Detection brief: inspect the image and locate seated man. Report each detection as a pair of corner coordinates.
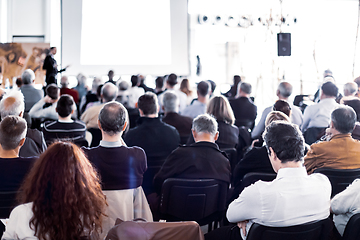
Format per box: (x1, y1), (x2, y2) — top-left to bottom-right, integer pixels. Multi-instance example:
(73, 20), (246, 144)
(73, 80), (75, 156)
(19, 69), (43, 112)
(153, 114), (231, 194)
(205, 121), (331, 240)
(0, 115), (36, 193)
(305, 106), (360, 174)
(0, 90), (46, 157)
(82, 101), (152, 237)
(60, 76), (79, 104)
(42, 94), (86, 146)
(124, 92), (180, 194)
(182, 81), (210, 119)
(29, 83), (60, 121)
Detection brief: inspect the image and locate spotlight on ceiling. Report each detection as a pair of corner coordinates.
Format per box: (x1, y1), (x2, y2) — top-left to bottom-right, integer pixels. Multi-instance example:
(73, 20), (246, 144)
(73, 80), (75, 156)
(198, 14), (211, 24)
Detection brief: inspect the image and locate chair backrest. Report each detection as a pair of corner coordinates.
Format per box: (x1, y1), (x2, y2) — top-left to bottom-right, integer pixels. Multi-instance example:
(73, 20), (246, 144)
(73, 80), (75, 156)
(247, 218), (332, 240)
(221, 148), (237, 173)
(343, 213), (360, 240)
(313, 168), (360, 197)
(0, 191), (18, 219)
(159, 178), (228, 225)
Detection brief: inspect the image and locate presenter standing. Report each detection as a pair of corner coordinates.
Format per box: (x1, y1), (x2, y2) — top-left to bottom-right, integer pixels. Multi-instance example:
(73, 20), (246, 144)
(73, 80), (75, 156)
(43, 47), (69, 85)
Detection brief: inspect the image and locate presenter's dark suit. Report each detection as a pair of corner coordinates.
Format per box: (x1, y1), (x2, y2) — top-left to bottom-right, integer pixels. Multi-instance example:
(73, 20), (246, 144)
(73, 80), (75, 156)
(229, 97), (257, 130)
(42, 55), (65, 85)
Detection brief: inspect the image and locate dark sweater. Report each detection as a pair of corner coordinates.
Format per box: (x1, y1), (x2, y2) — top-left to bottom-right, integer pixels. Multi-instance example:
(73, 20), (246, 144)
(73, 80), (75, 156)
(83, 145), (147, 190)
(229, 96), (257, 129)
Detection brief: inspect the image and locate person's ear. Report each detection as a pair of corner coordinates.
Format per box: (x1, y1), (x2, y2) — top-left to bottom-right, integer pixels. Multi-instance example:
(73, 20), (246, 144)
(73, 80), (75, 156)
(191, 129), (197, 139)
(19, 138), (26, 147)
(97, 119), (102, 130)
(122, 121), (127, 131)
(135, 102), (138, 108)
(214, 131), (219, 141)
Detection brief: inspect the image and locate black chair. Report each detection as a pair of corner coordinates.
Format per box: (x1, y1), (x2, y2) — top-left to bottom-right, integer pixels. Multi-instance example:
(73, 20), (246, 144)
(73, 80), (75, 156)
(221, 148), (237, 173)
(88, 128), (102, 147)
(159, 178), (228, 232)
(343, 213), (360, 240)
(303, 127), (327, 145)
(237, 126), (252, 160)
(246, 217), (332, 240)
(0, 191), (18, 219)
(313, 168), (360, 197)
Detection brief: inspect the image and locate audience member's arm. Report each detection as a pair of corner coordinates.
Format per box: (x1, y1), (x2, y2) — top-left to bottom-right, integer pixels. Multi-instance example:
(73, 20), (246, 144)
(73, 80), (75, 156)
(331, 179), (360, 215)
(251, 108), (268, 139)
(28, 98), (48, 119)
(301, 106), (312, 132)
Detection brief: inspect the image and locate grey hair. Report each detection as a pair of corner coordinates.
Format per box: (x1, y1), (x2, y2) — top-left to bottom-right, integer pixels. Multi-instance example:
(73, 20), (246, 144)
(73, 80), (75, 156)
(0, 90), (25, 118)
(192, 114), (218, 136)
(0, 115), (27, 150)
(101, 82), (118, 103)
(331, 106), (356, 134)
(278, 82), (293, 98)
(239, 82), (252, 94)
(163, 91), (179, 113)
(21, 69), (35, 84)
(343, 82), (358, 96)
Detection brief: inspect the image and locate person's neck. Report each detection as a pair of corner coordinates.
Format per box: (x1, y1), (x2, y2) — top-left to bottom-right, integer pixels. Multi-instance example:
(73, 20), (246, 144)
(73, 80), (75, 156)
(101, 132), (122, 142)
(278, 96), (289, 101)
(0, 147), (20, 158)
(278, 160), (303, 170)
(194, 133), (215, 143)
(197, 95), (208, 104)
(58, 115), (72, 121)
(238, 93), (249, 98)
(320, 95), (336, 100)
(141, 113), (158, 118)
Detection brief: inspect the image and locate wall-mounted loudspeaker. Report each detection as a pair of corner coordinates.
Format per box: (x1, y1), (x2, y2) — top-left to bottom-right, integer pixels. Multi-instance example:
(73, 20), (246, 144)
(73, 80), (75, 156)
(277, 33), (291, 56)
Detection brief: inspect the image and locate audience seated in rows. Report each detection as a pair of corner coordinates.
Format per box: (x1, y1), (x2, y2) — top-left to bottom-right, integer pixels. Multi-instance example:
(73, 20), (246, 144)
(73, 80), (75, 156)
(162, 91), (193, 144)
(79, 77), (102, 114)
(182, 80), (210, 119)
(127, 75), (145, 108)
(251, 82), (302, 139)
(124, 92), (180, 194)
(340, 82), (358, 104)
(0, 116), (36, 193)
(205, 121), (331, 240)
(81, 82), (118, 129)
(229, 82), (257, 130)
(2, 141), (107, 240)
(158, 73), (187, 114)
(19, 69), (43, 112)
(42, 94), (86, 146)
(60, 76), (79, 104)
(154, 76), (165, 95)
(343, 98), (360, 140)
(187, 95), (239, 149)
(82, 101), (152, 237)
(28, 84), (60, 121)
(0, 90), (46, 157)
(305, 106), (360, 174)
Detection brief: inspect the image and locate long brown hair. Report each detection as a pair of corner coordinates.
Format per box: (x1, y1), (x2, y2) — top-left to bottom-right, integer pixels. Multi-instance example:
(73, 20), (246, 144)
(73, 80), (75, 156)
(207, 95), (235, 125)
(18, 141), (107, 240)
(180, 78), (193, 96)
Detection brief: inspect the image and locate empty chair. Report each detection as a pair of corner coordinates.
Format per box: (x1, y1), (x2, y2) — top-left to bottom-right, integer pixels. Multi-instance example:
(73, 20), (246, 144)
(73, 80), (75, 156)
(246, 218), (332, 240)
(342, 213), (360, 240)
(313, 168), (360, 197)
(159, 178), (228, 232)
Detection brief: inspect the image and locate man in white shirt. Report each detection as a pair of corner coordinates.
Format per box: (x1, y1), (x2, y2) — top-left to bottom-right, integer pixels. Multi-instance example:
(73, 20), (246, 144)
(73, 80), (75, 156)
(127, 75), (145, 108)
(158, 73), (187, 114)
(181, 81), (210, 119)
(205, 121), (331, 240)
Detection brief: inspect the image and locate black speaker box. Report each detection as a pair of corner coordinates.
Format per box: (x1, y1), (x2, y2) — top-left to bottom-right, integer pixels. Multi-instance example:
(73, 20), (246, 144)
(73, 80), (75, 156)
(277, 33), (291, 56)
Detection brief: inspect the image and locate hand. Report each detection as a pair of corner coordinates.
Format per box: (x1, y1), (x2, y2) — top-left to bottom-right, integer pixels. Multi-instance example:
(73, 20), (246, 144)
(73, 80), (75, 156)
(64, 64), (71, 69)
(251, 139), (259, 148)
(237, 220), (249, 236)
(43, 95), (53, 103)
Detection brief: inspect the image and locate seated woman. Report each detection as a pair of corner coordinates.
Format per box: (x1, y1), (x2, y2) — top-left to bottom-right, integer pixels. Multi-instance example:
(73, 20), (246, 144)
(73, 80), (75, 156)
(2, 141), (107, 240)
(187, 95), (239, 149)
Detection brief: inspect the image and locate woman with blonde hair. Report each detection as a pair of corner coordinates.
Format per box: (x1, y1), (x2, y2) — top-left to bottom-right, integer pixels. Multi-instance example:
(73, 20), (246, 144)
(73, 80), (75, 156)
(187, 95), (239, 149)
(3, 141), (107, 240)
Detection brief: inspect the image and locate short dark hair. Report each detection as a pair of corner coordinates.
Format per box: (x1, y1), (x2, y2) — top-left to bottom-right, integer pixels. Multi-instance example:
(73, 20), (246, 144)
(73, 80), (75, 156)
(46, 84), (59, 100)
(321, 82), (338, 97)
(207, 80), (216, 93)
(233, 75), (241, 86)
(56, 95), (74, 118)
(331, 106), (356, 134)
(197, 81), (210, 97)
(155, 77), (164, 89)
(138, 92), (158, 115)
(273, 100), (291, 117)
(0, 115), (27, 150)
(131, 75), (139, 87)
(263, 121), (305, 163)
(167, 73), (178, 87)
(99, 102), (127, 136)
(344, 99), (360, 122)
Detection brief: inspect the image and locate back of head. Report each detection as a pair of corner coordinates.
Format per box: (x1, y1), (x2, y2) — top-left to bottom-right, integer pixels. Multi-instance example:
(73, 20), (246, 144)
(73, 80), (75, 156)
(344, 99), (360, 122)
(56, 95), (74, 118)
(263, 121), (305, 163)
(155, 77), (164, 89)
(197, 80), (210, 97)
(76, 73), (87, 85)
(46, 84), (59, 100)
(0, 90), (25, 119)
(331, 106), (356, 134)
(273, 99), (291, 117)
(354, 76), (360, 88)
(321, 81), (338, 97)
(343, 82), (358, 96)
(163, 91), (179, 113)
(0, 115), (27, 150)
(60, 76), (69, 88)
(92, 77), (102, 91)
(21, 69), (35, 85)
(324, 69), (333, 78)
(167, 73), (178, 87)
(118, 81), (130, 91)
(207, 95), (235, 125)
(131, 75), (139, 87)
(207, 80), (216, 94)
(138, 92), (158, 115)
(277, 82), (292, 98)
(99, 101), (127, 136)
(239, 82), (252, 95)
(265, 111), (291, 127)
(192, 114), (218, 137)
(101, 82), (118, 103)
(18, 141), (106, 240)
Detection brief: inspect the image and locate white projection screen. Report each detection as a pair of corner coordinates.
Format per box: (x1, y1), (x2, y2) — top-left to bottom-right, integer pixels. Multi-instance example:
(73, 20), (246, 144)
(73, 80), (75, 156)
(61, 0), (189, 76)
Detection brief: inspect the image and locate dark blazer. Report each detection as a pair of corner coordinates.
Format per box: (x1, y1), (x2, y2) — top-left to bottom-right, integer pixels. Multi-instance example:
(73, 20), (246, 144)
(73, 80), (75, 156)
(162, 112), (193, 144)
(124, 117), (180, 167)
(229, 96), (257, 129)
(42, 55), (65, 85)
(19, 129), (47, 158)
(153, 141), (231, 194)
(187, 120), (239, 149)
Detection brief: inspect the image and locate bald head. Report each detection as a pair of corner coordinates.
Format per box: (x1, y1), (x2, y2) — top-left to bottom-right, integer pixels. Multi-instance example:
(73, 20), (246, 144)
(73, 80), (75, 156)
(101, 82), (118, 103)
(60, 76), (69, 88)
(0, 91), (25, 119)
(277, 82), (293, 98)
